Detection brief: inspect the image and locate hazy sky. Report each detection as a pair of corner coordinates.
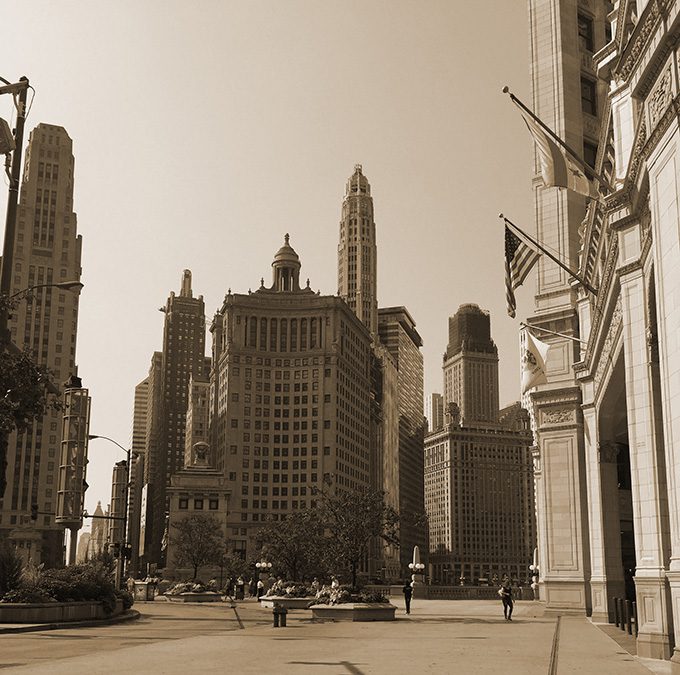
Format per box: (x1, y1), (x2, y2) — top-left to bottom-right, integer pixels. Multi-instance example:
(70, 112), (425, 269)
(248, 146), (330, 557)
(2, 1), (534, 525)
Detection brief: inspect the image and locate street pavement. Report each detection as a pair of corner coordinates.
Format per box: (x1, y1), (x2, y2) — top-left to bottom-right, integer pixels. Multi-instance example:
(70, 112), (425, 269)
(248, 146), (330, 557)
(0, 597), (671, 674)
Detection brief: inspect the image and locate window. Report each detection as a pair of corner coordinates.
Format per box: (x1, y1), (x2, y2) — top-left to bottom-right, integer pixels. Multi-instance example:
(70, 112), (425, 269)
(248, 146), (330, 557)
(580, 77), (596, 116)
(583, 141), (598, 169)
(179, 498), (188, 510)
(194, 498), (204, 510)
(578, 13), (594, 52)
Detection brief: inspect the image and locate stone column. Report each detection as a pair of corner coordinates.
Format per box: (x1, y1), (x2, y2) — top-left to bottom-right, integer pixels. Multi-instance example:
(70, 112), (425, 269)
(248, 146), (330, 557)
(619, 265), (672, 659)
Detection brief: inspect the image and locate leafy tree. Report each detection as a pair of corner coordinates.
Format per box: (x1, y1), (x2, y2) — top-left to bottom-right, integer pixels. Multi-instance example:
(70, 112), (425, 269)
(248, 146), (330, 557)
(1, 293), (61, 498)
(171, 514), (226, 580)
(318, 487), (400, 589)
(255, 510), (327, 581)
(220, 552), (250, 582)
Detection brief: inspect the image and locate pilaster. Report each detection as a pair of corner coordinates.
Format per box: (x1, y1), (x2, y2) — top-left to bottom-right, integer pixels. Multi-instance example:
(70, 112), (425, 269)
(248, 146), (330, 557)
(619, 262), (672, 659)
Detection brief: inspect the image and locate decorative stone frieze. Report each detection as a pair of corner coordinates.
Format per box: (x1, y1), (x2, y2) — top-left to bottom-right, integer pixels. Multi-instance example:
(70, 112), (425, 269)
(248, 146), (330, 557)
(616, 2), (661, 81)
(541, 408), (576, 425)
(648, 66), (673, 129)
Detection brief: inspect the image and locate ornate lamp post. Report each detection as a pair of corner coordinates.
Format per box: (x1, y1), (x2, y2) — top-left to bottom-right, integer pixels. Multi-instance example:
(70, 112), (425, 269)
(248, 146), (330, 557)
(256, 560), (272, 580)
(529, 547), (540, 600)
(409, 546), (426, 598)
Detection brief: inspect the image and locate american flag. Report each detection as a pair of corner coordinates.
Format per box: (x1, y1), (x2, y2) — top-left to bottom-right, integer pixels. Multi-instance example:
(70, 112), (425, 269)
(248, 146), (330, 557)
(505, 225), (540, 318)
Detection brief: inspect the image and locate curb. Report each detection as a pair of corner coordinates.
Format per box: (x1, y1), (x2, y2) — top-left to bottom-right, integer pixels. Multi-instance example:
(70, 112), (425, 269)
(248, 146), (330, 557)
(0, 609), (140, 635)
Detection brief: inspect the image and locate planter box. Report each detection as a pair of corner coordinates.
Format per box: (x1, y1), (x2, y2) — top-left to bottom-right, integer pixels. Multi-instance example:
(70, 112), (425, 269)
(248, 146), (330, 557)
(311, 602), (396, 622)
(0, 599), (123, 624)
(259, 596), (313, 610)
(165, 592), (223, 603)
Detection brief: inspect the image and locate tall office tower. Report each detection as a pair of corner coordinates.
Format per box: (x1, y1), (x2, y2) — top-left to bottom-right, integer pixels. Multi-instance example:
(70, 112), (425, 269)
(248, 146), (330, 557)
(426, 393), (444, 433)
(0, 123), (83, 567)
(525, 0), (680, 661)
(526, 0), (610, 621)
(209, 236), (372, 560)
(146, 271), (206, 564)
(377, 307), (425, 574)
(337, 164), (378, 337)
(443, 304), (499, 426)
(86, 501), (107, 559)
(425, 305), (535, 584)
(127, 376), (148, 576)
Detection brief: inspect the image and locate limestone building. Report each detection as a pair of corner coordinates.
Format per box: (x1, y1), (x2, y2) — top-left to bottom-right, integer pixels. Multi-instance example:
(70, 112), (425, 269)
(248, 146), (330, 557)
(525, 0), (680, 665)
(0, 124), (84, 566)
(208, 236), (372, 559)
(425, 305), (535, 584)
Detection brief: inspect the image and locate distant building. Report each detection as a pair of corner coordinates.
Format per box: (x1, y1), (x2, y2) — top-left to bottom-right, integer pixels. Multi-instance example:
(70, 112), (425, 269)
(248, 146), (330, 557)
(144, 271), (207, 565)
(183, 365), (211, 468)
(426, 393), (444, 433)
(76, 531), (90, 563)
(165, 442), (230, 578)
(208, 235), (372, 559)
(0, 123), (84, 567)
(86, 501), (107, 559)
(425, 305), (535, 584)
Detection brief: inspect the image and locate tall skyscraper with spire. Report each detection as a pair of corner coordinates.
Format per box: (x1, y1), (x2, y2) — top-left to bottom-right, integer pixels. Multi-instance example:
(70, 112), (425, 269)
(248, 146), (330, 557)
(0, 123), (83, 567)
(337, 164), (378, 337)
(337, 165), (425, 577)
(144, 270), (207, 565)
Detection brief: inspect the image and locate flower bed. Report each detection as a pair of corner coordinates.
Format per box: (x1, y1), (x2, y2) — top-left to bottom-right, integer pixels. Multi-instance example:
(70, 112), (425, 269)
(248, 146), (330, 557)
(311, 602), (396, 622)
(163, 581), (223, 603)
(259, 596), (313, 610)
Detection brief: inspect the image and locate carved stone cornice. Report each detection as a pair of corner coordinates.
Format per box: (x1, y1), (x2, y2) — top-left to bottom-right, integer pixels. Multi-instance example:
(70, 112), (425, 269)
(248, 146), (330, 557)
(614, 1), (662, 82)
(618, 259), (644, 277)
(592, 296), (623, 396)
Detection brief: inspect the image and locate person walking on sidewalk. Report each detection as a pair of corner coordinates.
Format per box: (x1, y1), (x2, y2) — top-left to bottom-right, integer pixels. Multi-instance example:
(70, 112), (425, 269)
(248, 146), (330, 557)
(402, 580), (413, 614)
(499, 576), (513, 621)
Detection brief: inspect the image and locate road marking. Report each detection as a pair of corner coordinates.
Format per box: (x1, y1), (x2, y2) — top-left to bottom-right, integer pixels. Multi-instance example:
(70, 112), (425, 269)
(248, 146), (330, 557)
(548, 615), (561, 675)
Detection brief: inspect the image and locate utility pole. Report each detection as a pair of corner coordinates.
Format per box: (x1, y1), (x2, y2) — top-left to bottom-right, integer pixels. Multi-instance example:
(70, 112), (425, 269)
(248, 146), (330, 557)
(0, 76), (29, 345)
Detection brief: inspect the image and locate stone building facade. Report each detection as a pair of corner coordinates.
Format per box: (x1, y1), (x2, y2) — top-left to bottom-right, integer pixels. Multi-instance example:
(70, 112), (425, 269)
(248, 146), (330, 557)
(0, 124), (84, 567)
(526, 0), (680, 665)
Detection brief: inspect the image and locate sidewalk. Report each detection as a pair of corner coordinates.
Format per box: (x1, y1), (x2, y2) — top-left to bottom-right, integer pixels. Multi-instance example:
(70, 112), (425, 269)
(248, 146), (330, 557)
(0, 599), (670, 674)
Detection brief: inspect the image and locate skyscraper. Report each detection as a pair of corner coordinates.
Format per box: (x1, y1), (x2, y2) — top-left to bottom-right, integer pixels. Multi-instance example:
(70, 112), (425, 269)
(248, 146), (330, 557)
(426, 393), (444, 432)
(377, 307), (426, 574)
(443, 304), (499, 426)
(336, 165), (426, 577)
(337, 164), (378, 337)
(0, 123), (83, 566)
(425, 305), (535, 584)
(145, 271), (206, 565)
(208, 235), (372, 559)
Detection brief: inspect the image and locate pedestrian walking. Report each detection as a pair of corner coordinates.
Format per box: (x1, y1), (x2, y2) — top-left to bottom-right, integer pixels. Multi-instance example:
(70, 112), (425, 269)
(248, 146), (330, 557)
(248, 578), (256, 597)
(499, 576), (513, 621)
(257, 579), (265, 599)
(402, 580), (413, 614)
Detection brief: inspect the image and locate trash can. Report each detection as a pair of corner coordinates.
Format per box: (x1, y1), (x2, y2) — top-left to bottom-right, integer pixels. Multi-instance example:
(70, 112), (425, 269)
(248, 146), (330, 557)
(134, 581), (155, 601)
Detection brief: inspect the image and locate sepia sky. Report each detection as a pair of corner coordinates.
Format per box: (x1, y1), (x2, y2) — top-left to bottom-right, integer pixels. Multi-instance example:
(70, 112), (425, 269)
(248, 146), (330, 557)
(2, 1), (535, 522)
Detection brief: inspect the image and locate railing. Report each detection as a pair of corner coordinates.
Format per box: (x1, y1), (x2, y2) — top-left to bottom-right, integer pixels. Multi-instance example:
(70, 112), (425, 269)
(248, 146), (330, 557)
(365, 584), (532, 601)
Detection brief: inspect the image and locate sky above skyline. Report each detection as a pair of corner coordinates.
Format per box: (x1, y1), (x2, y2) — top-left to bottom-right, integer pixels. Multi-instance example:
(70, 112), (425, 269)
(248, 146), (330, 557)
(2, 1), (535, 525)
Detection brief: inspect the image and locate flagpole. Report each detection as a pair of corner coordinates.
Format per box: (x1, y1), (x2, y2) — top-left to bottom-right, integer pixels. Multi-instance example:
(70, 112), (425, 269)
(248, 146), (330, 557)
(500, 213), (599, 296)
(520, 322), (587, 345)
(502, 86), (611, 193)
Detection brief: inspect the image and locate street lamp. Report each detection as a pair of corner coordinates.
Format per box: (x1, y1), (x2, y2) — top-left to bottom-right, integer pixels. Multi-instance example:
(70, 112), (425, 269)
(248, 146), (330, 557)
(10, 281), (84, 299)
(88, 434), (131, 588)
(256, 561), (272, 577)
(408, 562), (425, 574)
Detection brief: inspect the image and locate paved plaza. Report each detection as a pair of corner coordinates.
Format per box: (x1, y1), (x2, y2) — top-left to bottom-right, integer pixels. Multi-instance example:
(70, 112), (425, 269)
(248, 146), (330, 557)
(0, 598), (671, 674)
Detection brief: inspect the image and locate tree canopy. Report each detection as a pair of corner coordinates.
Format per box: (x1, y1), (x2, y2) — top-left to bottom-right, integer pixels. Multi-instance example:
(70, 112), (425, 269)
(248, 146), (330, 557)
(171, 514), (226, 580)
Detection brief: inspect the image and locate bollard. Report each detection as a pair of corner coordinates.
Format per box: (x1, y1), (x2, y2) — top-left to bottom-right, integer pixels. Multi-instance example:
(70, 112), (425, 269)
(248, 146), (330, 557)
(626, 600), (633, 635)
(632, 601), (638, 637)
(280, 606), (287, 627)
(614, 597), (620, 627)
(273, 605), (280, 628)
(621, 598), (629, 633)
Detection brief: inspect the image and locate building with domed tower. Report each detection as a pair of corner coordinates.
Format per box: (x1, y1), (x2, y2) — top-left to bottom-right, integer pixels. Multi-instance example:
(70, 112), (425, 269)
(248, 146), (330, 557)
(208, 234), (373, 559)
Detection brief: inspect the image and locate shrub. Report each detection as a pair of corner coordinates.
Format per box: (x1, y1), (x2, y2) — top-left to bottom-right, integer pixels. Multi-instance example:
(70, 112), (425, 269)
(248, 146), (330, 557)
(1, 587), (54, 604)
(115, 589), (134, 610)
(0, 544), (23, 597)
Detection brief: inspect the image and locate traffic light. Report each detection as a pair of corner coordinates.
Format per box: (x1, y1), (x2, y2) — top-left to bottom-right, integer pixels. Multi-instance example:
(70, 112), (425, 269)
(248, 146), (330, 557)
(123, 543), (132, 560)
(30, 503), (38, 521)
(111, 542), (121, 558)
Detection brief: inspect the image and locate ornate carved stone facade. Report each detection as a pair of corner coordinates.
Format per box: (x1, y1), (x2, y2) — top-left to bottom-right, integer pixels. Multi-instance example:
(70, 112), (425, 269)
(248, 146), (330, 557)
(528, 0), (680, 668)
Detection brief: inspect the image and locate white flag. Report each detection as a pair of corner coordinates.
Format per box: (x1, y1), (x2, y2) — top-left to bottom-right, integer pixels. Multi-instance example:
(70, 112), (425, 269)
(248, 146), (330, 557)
(521, 330), (550, 393)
